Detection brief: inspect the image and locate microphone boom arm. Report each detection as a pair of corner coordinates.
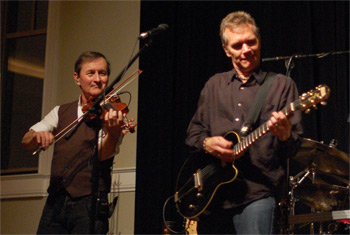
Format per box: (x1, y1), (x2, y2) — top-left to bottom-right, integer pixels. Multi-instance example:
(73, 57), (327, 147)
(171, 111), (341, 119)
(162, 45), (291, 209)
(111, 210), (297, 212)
(262, 50), (349, 62)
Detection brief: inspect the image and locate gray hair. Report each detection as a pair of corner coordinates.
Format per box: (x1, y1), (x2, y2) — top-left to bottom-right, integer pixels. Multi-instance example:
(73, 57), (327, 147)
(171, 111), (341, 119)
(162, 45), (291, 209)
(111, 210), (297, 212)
(220, 11), (259, 45)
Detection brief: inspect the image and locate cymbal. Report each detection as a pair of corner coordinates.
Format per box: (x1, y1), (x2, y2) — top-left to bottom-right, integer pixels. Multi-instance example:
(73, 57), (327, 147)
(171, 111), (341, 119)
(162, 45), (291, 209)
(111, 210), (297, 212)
(293, 138), (350, 177)
(294, 183), (349, 211)
(308, 172), (350, 187)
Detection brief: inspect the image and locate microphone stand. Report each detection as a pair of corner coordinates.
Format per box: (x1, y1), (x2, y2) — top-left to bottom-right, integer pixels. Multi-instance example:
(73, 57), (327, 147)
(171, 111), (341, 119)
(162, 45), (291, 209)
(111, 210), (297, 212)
(64, 38), (153, 234)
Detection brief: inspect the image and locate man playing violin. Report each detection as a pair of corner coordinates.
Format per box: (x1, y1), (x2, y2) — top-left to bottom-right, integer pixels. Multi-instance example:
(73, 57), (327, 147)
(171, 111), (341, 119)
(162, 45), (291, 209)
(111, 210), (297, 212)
(22, 51), (125, 234)
(185, 12), (303, 234)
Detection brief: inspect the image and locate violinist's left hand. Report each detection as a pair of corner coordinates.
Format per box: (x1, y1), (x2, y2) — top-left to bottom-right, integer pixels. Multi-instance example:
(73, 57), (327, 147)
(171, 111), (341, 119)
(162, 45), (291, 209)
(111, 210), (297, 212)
(104, 109), (124, 139)
(268, 111), (292, 142)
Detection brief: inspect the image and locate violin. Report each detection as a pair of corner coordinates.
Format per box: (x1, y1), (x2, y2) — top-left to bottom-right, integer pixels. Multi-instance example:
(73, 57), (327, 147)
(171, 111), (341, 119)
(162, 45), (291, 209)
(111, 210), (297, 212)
(32, 69), (142, 155)
(82, 95), (136, 133)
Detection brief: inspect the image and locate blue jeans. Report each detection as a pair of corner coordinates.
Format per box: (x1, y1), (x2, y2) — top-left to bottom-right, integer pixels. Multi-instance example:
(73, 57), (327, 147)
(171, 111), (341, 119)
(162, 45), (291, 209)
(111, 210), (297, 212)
(37, 190), (109, 234)
(233, 196), (276, 234)
(197, 196), (276, 234)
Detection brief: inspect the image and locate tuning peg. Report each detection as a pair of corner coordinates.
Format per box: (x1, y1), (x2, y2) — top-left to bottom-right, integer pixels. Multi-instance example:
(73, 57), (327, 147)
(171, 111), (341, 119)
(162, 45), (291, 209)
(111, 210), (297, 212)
(320, 101), (327, 106)
(313, 105), (318, 110)
(305, 109), (311, 114)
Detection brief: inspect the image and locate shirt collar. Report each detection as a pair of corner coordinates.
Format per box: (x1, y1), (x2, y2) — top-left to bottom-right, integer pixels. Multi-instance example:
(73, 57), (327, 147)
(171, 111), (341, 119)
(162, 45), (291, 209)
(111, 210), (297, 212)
(78, 95), (83, 108)
(230, 68), (267, 85)
(77, 95), (83, 118)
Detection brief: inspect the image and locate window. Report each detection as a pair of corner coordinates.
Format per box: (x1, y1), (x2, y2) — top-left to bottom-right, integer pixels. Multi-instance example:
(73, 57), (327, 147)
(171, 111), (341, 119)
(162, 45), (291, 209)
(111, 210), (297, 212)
(1, 0), (48, 175)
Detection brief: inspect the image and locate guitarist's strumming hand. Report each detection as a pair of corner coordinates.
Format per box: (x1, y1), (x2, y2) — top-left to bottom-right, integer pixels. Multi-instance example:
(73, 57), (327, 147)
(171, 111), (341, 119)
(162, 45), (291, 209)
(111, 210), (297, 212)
(268, 111), (292, 142)
(203, 136), (236, 162)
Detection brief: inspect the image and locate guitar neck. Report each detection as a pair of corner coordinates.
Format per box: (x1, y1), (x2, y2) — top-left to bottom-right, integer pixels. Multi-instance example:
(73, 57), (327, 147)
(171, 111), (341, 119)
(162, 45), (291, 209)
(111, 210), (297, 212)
(234, 104), (294, 155)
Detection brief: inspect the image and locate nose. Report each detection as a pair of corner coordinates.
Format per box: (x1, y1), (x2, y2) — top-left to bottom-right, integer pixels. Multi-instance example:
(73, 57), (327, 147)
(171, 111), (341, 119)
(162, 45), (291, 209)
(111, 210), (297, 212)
(93, 71), (101, 82)
(242, 43), (251, 53)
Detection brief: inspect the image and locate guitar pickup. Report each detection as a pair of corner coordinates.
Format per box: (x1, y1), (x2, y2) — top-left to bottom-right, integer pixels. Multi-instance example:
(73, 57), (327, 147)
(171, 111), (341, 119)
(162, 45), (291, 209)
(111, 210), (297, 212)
(193, 169), (203, 191)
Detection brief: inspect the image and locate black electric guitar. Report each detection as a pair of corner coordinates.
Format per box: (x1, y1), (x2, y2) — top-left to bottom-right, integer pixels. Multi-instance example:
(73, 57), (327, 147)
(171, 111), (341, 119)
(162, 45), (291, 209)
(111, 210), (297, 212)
(175, 84), (330, 219)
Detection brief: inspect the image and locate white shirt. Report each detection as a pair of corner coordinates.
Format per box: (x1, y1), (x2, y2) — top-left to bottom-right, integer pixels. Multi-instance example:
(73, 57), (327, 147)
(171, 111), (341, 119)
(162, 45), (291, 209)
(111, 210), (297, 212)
(30, 97), (122, 156)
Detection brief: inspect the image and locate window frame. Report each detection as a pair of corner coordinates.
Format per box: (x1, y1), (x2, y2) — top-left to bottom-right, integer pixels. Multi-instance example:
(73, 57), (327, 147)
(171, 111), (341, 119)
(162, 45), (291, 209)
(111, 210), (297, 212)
(0, 1), (58, 199)
(1, 0), (49, 174)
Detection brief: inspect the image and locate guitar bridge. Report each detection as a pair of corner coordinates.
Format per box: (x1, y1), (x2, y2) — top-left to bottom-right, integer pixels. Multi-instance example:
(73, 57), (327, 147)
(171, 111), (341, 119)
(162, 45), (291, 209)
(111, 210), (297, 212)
(193, 169), (202, 191)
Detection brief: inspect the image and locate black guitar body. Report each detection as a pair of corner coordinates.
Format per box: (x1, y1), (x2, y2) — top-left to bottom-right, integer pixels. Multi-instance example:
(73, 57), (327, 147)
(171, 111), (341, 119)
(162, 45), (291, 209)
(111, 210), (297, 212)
(175, 131), (240, 219)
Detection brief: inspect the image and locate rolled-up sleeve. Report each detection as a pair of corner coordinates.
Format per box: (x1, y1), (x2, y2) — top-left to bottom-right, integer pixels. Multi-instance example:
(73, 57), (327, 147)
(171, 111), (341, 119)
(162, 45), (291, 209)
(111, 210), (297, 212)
(30, 106), (60, 132)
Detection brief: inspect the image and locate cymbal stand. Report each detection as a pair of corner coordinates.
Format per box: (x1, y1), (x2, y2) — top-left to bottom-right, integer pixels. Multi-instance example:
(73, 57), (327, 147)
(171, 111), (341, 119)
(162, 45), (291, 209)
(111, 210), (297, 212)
(288, 167), (314, 233)
(289, 167), (329, 234)
(310, 169), (316, 235)
(290, 167), (313, 191)
(309, 167), (326, 235)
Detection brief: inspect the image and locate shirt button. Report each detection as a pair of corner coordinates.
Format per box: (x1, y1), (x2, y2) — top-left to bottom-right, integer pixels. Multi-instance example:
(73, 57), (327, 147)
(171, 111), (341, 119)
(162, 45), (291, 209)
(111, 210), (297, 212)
(237, 103), (242, 107)
(240, 87), (245, 90)
(62, 178), (67, 182)
(235, 118), (240, 122)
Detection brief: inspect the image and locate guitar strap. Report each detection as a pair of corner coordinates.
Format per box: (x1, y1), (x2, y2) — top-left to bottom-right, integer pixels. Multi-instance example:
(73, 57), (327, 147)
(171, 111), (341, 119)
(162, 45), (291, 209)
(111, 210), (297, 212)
(239, 72), (276, 137)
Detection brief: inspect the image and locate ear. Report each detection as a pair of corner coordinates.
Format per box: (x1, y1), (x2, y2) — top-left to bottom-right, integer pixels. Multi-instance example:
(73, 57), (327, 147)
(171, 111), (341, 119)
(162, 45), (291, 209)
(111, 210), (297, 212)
(222, 44), (231, 58)
(73, 72), (80, 85)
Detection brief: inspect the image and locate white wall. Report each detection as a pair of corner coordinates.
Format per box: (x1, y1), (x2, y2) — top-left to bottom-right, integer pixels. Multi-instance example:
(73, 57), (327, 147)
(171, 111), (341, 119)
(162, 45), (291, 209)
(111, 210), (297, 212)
(1, 1), (140, 234)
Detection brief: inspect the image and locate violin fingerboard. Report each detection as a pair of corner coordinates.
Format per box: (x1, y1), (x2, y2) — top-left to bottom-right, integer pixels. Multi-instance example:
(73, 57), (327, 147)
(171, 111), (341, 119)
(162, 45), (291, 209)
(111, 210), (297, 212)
(102, 103), (116, 111)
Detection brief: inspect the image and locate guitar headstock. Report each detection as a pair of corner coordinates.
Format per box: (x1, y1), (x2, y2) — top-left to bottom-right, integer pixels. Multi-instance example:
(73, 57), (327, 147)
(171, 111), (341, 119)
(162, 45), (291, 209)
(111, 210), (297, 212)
(298, 84), (331, 113)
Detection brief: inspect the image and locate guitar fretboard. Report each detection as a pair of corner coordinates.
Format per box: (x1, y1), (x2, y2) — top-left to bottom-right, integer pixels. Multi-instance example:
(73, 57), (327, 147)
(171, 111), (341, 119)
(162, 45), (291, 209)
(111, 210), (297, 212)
(234, 102), (297, 155)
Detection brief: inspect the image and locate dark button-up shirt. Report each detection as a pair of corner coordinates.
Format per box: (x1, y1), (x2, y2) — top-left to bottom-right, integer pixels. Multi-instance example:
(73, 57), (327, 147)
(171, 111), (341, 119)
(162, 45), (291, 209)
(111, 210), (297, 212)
(186, 68), (303, 207)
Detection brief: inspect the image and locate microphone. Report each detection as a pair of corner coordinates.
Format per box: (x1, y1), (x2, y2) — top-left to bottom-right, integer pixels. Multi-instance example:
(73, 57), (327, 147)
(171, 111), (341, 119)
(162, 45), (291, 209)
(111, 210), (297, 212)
(139, 24), (169, 39)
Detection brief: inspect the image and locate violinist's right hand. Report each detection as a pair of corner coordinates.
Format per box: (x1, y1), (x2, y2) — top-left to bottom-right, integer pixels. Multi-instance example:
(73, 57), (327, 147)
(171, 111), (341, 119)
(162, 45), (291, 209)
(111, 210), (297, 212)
(22, 129), (54, 151)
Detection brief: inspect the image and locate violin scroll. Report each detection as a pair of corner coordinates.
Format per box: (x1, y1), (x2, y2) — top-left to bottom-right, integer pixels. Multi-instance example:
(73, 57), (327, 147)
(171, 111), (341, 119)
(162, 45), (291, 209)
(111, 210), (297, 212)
(122, 114), (137, 134)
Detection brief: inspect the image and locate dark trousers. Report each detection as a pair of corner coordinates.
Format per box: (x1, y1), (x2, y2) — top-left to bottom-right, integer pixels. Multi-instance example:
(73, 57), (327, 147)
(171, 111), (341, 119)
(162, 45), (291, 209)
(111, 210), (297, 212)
(37, 190), (109, 234)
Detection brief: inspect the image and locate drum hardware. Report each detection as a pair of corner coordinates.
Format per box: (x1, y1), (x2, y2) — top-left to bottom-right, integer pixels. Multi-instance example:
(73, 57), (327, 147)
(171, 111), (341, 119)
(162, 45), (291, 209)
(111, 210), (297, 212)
(288, 167), (314, 215)
(288, 210), (350, 224)
(284, 138), (350, 234)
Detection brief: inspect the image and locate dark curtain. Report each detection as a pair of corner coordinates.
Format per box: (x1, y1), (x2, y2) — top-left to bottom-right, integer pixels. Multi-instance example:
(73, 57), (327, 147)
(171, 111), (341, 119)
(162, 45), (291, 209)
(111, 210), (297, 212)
(135, 1), (349, 234)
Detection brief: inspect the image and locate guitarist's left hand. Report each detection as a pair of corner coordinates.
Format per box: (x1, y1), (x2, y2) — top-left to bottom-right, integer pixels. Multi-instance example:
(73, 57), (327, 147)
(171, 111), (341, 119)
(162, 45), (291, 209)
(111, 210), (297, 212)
(268, 111), (292, 142)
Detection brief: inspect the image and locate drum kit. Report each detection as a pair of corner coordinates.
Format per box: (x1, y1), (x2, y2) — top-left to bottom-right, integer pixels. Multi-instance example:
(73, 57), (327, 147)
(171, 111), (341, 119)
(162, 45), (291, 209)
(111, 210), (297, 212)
(286, 138), (350, 234)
